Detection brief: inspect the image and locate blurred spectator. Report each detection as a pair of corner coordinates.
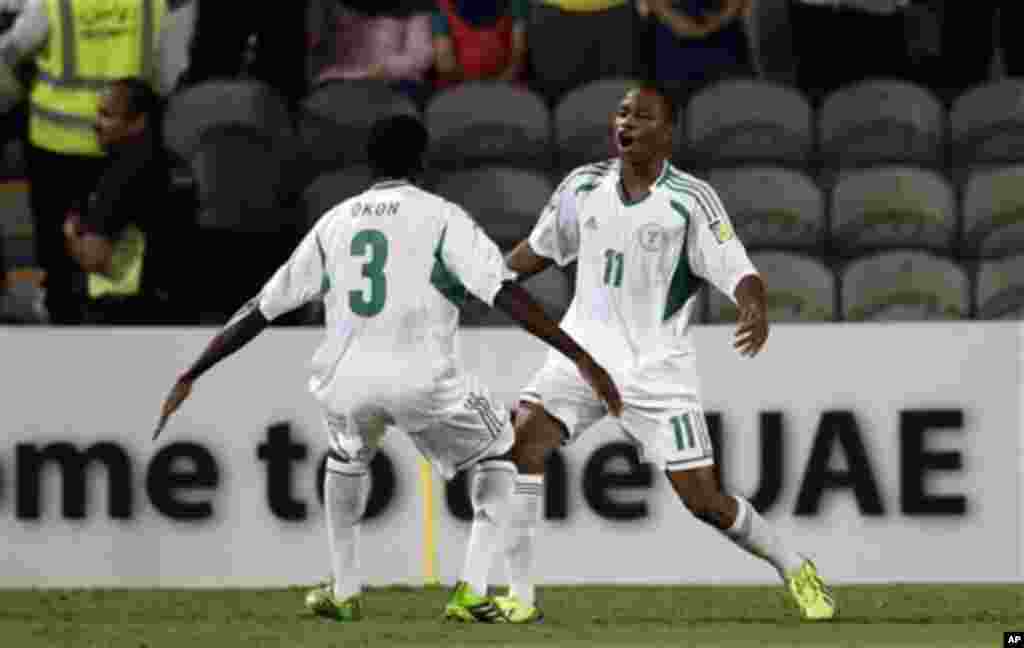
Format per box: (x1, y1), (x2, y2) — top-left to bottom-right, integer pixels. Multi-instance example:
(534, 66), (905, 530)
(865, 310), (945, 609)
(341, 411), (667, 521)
(637, 0), (754, 103)
(63, 78), (173, 325)
(940, 1), (1023, 98)
(178, 0), (311, 112)
(788, 0), (911, 103)
(312, 0), (435, 108)
(528, 0), (640, 104)
(432, 0), (529, 89)
(0, 0), (166, 324)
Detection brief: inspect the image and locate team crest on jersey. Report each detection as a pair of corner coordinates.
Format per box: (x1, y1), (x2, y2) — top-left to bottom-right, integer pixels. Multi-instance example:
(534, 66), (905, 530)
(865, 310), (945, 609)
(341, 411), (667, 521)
(638, 223), (667, 251)
(710, 219), (734, 244)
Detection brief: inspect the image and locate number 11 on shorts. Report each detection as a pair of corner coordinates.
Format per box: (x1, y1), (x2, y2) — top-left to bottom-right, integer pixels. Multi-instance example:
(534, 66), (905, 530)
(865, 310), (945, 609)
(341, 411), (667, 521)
(670, 414), (696, 451)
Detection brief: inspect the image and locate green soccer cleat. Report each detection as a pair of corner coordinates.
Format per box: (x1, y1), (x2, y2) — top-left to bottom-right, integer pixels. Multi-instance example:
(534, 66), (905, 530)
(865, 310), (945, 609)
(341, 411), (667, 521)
(305, 586), (363, 622)
(785, 559), (836, 621)
(443, 581), (507, 623)
(494, 595), (544, 624)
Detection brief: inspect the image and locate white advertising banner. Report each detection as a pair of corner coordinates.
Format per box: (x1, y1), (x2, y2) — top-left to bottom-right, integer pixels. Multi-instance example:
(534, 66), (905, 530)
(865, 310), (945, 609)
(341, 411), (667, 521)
(0, 323), (1019, 587)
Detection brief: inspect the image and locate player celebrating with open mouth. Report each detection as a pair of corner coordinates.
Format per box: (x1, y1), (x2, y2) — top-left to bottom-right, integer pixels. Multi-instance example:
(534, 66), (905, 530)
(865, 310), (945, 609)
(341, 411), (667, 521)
(495, 82), (836, 623)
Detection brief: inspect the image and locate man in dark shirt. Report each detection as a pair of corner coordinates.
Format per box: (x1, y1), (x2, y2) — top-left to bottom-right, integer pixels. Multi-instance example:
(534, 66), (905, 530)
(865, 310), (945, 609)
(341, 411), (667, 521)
(63, 77), (172, 325)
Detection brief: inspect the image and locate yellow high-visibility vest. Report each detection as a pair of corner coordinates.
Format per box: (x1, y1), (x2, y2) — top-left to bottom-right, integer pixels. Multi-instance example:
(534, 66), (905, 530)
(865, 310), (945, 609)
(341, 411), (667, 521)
(30, 0), (164, 156)
(88, 224), (145, 299)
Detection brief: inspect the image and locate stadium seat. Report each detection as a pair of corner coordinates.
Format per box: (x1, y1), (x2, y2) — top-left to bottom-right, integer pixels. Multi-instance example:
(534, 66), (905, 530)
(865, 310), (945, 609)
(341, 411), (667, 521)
(951, 80), (1024, 170)
(464, 266), (571, 326)
(164, 80), (293, 162)
(707, 251), (836, 322)
(433, 167), (552, 250)
(299, 81), (419, 172)
(426, 82), (552, 172)
(164, 81), (298, 233)
(159, 0), (194, 94)
(706, 167), (824, 251)
(553, 78), (634, 173)
(746, 0), (797, 84)
(830, 167), (955, 254)
(684, 80), (813, 167)
(841, 251), (969, 321)
(961, 166), (1024, 258)
(976, 254), (1024, 319)
(302, 166), (373, 230)
(819, 80), (945, 169)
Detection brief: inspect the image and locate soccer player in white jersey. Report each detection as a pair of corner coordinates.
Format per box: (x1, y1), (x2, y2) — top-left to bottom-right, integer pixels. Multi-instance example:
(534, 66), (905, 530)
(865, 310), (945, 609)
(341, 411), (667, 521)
(152, 115), (622, 623)
(494, 83), (836, 623)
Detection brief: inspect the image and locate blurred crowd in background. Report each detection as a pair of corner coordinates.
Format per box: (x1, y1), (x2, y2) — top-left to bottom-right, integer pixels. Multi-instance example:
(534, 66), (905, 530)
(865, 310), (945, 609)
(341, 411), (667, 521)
(0, 0), (1020, 326)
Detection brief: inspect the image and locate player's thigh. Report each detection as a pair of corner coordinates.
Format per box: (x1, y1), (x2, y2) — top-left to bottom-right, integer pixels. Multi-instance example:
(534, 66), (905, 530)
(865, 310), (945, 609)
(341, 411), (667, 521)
(324, 402), (395, 467)
(519, 362), (607, 447)
(622, 402), (716, 474)
(404, 376), (513, 480)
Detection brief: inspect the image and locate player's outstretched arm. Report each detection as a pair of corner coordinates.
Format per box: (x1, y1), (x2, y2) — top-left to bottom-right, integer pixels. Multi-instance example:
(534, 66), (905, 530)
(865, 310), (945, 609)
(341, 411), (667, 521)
(505, 239), (554, 283)
(153, 298), (270, 440)
(493, 281), (623, 417)
(733, 274), (769, 357)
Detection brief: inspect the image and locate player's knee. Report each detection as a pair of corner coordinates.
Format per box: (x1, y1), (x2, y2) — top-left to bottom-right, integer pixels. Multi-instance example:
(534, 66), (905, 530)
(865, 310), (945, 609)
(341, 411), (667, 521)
(470, 460), (516, 521)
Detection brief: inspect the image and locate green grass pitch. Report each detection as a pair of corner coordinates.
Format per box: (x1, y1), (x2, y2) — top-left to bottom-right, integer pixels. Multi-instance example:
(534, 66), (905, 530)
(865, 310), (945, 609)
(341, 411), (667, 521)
(2, 584), (1022, 647)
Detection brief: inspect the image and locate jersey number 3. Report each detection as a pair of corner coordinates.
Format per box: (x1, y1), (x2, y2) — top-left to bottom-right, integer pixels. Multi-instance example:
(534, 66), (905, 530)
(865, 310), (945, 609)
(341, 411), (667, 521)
(349, 229), (388, 317)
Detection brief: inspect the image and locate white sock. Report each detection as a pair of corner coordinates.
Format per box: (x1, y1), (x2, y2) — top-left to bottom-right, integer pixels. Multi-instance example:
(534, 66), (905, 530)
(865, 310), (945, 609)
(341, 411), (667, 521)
(724, 495), (804, 580)
(325, 460), (371, 601)
(461, 460), (517, 596)
(504, 475), (543, 607)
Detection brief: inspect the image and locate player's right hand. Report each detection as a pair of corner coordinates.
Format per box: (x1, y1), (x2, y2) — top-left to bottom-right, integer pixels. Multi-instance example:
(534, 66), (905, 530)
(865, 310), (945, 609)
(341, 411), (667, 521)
(153, 377), (193, 440)
(576, 355), (623, 418)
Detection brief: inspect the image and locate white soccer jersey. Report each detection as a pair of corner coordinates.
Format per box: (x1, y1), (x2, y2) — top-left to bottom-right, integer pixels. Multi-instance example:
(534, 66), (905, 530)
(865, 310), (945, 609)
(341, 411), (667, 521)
(257, 180), (507, 413)
(528, 159), (758, 394)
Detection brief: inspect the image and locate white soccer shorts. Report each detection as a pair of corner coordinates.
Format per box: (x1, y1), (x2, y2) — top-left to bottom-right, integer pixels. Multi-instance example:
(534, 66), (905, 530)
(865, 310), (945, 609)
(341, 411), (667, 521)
(323, 374), (513, 480)
(520, 361), (715, 472)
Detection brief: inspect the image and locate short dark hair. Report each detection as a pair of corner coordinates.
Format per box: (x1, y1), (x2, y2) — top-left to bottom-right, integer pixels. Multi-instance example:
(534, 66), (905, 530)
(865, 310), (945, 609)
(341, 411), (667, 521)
(367, 114), (429, 180)
(627, 80), (679, 126)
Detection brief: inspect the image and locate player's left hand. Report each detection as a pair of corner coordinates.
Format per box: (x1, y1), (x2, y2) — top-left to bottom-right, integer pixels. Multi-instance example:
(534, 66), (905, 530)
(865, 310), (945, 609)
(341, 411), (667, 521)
(733, 301), (768, 357)
(154, 377), (193, 440)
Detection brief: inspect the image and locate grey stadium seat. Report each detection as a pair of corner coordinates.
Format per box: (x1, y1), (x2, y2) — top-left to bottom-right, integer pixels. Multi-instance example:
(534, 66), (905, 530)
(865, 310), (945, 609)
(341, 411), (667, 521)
(426, 82), (552, 171)
(707, 167), (824, 251)
(830, 167), (955, 254)
(433, 167), (552, 250)
(684, 80), (812, 167)
(962, 166), (1024, 258)
(464, 267), (572, 326)
(553, 78), (634, 173)
(976, 254), (1024, 319)
(302, 166), (373, 230)
(159, 0), (194, 94)
(841, 251), (969, 321)
(707, 251), (836, 322)
(164, 81), (297, 232)
(299, 81), (419, 172)
(819, 80), (944, 169)
(951, 80), (1024, 169)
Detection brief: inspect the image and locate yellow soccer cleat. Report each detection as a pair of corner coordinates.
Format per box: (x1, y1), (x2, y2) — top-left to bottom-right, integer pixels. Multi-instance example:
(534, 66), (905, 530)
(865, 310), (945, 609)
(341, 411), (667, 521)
(443, 581), (507, 623)
(305, 586), (363, 622)
(494, 595), (544, 624)
(786, 559), (836, 621)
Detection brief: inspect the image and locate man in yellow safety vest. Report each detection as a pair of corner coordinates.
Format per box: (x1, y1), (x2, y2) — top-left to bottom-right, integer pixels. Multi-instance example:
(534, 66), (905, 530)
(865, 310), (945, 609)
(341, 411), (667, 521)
(0, 0), (165, 323)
